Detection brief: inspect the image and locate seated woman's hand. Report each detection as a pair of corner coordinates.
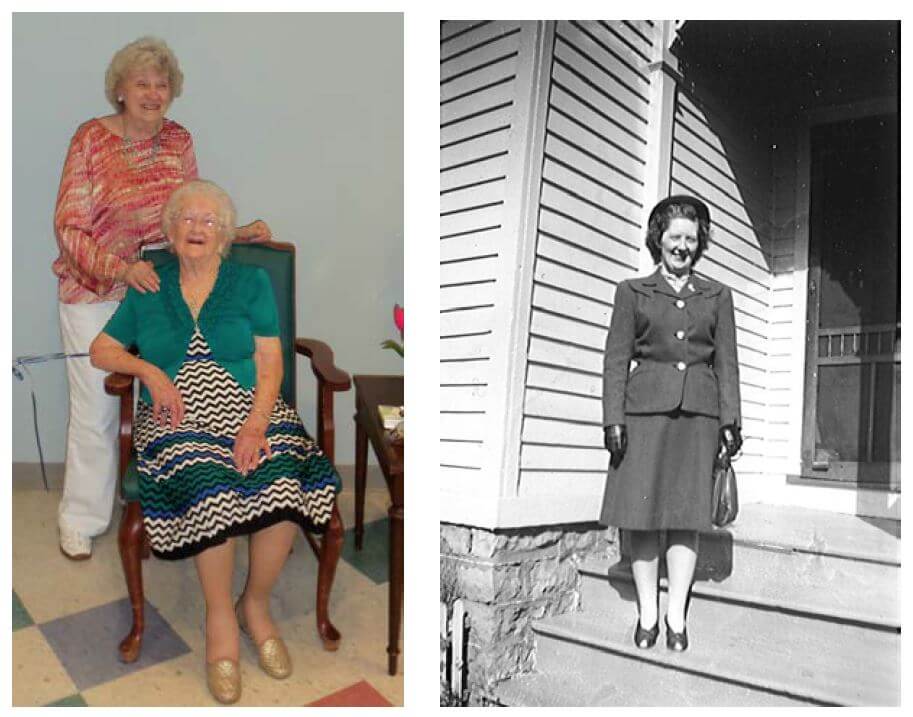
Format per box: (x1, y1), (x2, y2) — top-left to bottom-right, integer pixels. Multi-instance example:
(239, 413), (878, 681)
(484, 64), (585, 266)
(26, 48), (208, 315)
(142, 366), (184, 429)
(233, 416), (272, 476)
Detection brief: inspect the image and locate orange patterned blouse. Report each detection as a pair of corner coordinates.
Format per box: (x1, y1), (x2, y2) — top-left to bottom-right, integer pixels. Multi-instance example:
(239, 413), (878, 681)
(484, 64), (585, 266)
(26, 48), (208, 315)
(52, 117), (199, 304)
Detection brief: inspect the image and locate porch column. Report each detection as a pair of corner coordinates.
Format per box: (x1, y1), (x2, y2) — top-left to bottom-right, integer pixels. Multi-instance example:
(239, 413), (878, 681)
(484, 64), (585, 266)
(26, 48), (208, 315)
(639, 20), (683, 274)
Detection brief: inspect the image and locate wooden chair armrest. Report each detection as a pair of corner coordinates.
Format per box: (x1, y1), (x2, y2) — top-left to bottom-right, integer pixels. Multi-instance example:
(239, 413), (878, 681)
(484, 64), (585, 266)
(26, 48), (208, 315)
(295, 339), (351, 391)
(104, 372), (134, 396)
(102, 372), (136, 495)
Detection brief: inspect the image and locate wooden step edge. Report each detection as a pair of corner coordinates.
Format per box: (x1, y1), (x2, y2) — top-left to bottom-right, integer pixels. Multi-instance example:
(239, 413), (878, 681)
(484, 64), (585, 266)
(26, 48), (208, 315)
(533, 618), (872, 707)
(581, 561), (900, 632)
(728, 537), (900, 567)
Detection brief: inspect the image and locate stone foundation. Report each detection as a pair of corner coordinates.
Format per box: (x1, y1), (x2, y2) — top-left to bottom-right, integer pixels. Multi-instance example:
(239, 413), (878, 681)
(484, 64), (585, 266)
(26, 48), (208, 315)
(440, 522), (619, 704)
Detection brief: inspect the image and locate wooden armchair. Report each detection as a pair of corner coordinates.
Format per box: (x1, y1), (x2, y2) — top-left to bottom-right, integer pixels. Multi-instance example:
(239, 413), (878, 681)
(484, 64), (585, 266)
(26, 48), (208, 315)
(104, 241), (350, 663)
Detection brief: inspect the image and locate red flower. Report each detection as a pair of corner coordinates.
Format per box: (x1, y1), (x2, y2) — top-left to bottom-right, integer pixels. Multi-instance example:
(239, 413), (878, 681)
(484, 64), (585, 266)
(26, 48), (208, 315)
(393, 304), (404, 336)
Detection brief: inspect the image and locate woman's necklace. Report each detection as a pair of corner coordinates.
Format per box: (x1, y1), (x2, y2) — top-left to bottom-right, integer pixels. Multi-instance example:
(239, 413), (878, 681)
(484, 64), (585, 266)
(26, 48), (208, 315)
(181, 265), (220, 321)
(121, 114), (161, 169)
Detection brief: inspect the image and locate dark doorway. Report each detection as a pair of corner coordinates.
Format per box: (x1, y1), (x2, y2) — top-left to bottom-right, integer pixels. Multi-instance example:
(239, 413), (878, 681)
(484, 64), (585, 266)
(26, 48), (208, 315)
(803, 112), (899, 488)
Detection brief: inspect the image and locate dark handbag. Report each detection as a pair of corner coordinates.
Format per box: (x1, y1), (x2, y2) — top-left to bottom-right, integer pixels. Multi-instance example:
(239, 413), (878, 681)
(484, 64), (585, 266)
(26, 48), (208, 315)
(711, 449), (739, 528)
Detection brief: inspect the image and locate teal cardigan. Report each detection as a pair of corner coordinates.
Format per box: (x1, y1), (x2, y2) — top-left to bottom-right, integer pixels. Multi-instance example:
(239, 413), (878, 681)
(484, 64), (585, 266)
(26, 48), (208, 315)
(103, 259), (280, 403)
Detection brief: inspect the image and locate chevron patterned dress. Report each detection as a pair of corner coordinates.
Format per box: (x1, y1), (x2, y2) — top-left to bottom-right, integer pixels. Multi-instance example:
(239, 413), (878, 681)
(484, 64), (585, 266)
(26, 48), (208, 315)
(134, 328), (340, 560)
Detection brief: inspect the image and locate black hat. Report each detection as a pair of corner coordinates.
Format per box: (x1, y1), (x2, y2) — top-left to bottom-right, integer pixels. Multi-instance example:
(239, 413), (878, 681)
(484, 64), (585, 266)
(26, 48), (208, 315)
(648, 194), (710, 226)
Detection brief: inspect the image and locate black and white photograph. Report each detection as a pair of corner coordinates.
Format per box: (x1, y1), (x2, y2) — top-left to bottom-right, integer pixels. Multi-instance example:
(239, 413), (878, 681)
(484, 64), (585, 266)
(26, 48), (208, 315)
(439, 19), (899, 706)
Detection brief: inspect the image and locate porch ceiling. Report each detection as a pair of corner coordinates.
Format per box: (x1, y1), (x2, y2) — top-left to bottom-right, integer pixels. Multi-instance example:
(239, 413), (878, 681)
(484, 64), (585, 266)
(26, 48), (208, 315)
(675, 20), (899, 115)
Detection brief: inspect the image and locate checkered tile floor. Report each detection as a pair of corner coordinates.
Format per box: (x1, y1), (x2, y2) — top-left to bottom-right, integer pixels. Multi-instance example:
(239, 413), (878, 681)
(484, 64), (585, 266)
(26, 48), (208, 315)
(12, 463), (402, 707)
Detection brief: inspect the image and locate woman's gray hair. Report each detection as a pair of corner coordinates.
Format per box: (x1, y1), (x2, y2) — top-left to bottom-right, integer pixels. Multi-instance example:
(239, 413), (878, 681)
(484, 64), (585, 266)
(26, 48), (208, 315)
(162, 180), (237, 256)
(105, 36), (184, 111)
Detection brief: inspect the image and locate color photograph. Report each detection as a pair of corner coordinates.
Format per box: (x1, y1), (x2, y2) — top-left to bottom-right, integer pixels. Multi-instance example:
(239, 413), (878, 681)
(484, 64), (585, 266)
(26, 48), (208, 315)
(11, 11), (403, 707)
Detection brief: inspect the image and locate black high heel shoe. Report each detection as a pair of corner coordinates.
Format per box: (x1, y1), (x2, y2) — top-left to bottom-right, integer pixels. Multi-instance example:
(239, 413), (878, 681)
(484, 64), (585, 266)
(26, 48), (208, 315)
(665, 616), (688, 652)
(633, 618), (659, 649)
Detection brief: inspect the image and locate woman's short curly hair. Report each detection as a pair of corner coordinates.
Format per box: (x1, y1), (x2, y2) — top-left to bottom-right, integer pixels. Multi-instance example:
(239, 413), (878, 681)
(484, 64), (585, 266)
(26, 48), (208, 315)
(645, 201), (711, 266)
(104, 37), (184, 111)
(162, 180), (237, 257)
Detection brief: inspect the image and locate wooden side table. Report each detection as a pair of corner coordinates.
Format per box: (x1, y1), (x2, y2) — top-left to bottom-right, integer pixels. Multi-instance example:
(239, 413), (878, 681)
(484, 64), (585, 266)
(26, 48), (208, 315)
(353, 375), (403, 675)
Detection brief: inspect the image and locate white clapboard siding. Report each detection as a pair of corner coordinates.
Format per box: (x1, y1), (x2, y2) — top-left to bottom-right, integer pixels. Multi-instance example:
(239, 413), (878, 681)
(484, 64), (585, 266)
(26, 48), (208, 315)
(440, 384), (488, 412)
(440, 412), (486, 442)
(440, 130), (512, 171)
(440, 256), (499, 285)
(441, 20), (490, 42)
(440, 203), (504, 238)
(441, 22), (522, 60)
(440, 440), (485, 469)
(441, 282), (496, 311)
(545, 134), (643, 204)
(440, 154), (508, 194)
(528, 335), (604, 375)
(441, 81), (516, 126)
(517, 472), (608, 500)
(521, 443), (609, 471)
(440, 358), (490, 386)
(527, 363), (601, 398)
(440, 333), (493, 361)
(525, 387), (603, 423)
(534, 257), (618, 305)
(602, 21), (654, 66)
(440, 226), (499, 263)
(522, 416), (604, 447)
(539, 183), (642, 252)
(532, 283), (611, 329)
(440, 181), (507, 218)
(529, 309), (607, 350)
(519, 19), (651, 484)
(440, 104), (514, 148)
(441, 21), (524, 484)
(440, 305), (495, 337)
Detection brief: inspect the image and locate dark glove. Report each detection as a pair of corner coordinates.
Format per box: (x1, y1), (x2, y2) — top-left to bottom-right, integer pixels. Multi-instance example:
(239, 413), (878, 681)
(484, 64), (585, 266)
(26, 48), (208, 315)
(604, 424), (627, 469)
(719, 424), (743, 458)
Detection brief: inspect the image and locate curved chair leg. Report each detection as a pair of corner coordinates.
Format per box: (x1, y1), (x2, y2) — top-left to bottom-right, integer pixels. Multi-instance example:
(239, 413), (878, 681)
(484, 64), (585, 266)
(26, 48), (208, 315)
(316, 504), (344, 651)
(118, 501), (146, 663)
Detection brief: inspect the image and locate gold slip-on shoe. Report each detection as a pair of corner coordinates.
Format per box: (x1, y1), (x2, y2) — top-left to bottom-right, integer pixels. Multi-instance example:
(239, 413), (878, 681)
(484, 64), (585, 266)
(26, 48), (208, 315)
(206, 658), (241, 704)
(236, 600), (293, 679)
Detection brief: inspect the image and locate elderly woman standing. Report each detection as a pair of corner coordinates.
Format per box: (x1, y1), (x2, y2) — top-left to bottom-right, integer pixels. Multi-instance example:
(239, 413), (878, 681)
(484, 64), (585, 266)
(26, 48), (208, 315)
(89, 180), (340, 703)
(600, 195), (743, 652)
(53, 36), (270, 561)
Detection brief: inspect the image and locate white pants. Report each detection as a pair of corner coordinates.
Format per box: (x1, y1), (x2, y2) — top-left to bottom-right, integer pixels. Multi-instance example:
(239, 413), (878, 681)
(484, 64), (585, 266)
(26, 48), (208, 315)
(58, 301), (120, 536)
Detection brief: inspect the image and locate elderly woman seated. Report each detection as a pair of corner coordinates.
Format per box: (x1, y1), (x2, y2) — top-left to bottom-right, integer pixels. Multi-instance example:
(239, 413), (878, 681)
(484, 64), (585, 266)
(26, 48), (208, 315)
(89, 179), (340, 704)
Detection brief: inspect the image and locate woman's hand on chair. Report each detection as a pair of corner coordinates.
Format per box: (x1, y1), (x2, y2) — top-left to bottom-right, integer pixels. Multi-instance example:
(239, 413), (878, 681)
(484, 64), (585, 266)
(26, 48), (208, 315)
(142, 366), (184, 429)
(121, 260), (160, 294)
(234, 417), (272, 476)
(233, 219), (272, 244)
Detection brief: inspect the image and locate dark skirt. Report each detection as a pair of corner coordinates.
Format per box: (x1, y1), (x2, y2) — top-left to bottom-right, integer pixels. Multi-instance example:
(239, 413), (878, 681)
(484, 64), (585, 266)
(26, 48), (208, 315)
(599, 409), (718, 531)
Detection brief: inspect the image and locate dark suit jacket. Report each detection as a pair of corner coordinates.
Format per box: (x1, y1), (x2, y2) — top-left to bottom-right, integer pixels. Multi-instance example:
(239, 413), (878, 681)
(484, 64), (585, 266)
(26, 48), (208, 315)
(602, 268), (742, 427)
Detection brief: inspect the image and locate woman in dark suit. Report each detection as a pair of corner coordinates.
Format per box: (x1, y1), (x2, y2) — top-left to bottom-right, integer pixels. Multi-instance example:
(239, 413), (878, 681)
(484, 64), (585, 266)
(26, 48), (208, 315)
(600, 195), (742, 652)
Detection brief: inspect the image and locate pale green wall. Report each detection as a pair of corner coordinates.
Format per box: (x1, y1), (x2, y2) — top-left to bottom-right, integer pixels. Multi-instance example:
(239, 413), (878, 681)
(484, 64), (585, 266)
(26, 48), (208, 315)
(12, 12), (403, 466)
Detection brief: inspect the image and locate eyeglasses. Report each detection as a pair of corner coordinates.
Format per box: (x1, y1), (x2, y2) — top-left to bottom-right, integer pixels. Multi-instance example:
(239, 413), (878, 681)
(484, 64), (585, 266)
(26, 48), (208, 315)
(178, 213), (221, 231)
